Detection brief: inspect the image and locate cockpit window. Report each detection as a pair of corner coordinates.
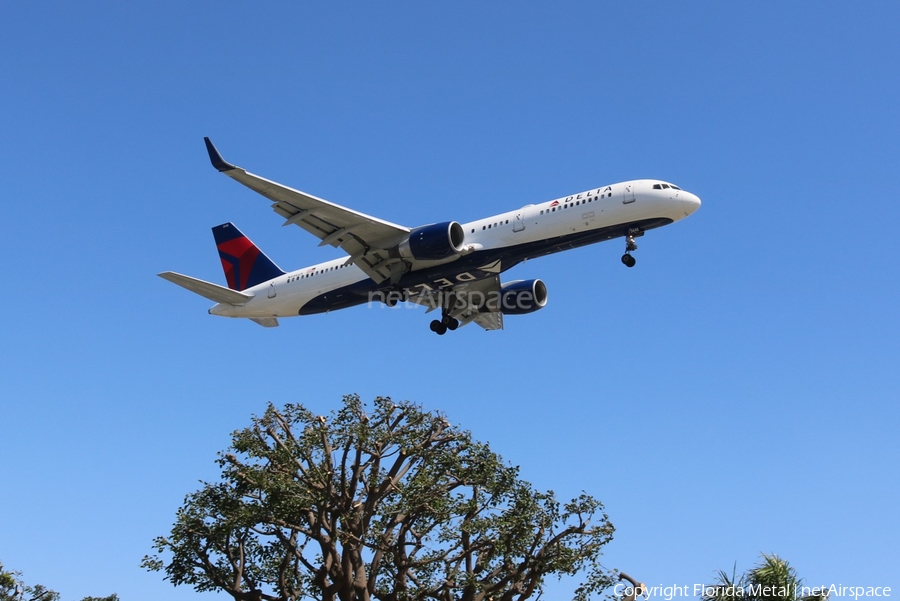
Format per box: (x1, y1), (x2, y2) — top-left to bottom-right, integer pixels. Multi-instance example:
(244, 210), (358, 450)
(654, 182), (682, 190)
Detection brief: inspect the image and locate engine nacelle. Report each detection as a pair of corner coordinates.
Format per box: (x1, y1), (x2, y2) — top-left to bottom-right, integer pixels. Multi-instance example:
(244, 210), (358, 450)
(397, 221), (466, 261)
(481, 279), (548, 315)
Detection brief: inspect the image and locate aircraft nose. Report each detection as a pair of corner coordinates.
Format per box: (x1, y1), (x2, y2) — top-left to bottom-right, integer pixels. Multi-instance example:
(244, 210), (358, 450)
(682, 192), (701, 216)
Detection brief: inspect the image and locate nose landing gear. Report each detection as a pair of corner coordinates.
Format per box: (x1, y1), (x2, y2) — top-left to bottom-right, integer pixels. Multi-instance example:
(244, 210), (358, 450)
(621, 235), (638, 267)
(621, 228), (643, 268)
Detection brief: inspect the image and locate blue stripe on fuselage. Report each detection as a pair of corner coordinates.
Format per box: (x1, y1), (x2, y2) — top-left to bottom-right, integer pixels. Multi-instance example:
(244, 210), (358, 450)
(298, 217), (672, 315)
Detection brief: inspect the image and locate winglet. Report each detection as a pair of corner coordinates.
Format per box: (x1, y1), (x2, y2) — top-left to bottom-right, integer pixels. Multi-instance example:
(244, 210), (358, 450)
(204, 137), (237, 172)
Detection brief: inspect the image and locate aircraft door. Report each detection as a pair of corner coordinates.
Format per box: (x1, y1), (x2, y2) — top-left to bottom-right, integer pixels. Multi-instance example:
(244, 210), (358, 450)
(622, 183), (636, 204)
(513, 211), (526, 232)
(268, 282), (277, 299)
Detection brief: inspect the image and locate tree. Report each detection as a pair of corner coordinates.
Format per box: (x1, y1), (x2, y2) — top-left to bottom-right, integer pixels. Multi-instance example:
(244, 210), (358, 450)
(0, 565), (18, 601)
(0, 562), (59, 601)
(143, 395), (615, 601)
(701, 554), (827, 601)
(0, 561), (117, 601)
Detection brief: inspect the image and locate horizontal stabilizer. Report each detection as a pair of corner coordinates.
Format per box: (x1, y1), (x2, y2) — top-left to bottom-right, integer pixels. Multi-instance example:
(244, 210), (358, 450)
(250, 317), (279, 328)
(158, 271), (253, 305)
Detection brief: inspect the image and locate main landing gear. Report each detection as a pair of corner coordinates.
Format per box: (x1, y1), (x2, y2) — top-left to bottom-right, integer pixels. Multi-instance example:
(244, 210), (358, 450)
(621, 228), (643, 268)
(428, 292), (461, 335)
(429, 314), (459, 336)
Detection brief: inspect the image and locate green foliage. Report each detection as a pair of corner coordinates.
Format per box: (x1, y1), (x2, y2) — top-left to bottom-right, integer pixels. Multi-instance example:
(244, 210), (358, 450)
(702, 555), (827, 601)
(0, 561), (60, 601)
(144, 394), (616, 601)
(746, 554), (800, 601)
(0, 565), (16, 601)
(702, 563), (745, 601)
(0, 560), (116, 601)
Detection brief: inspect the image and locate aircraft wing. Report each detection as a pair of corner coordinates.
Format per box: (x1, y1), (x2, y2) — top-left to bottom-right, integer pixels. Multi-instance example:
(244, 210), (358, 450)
(407, 276), (504, 332)
(204, 138), (410, 284)
(472, 312), (503, 331)
(250, 317), (279, 328)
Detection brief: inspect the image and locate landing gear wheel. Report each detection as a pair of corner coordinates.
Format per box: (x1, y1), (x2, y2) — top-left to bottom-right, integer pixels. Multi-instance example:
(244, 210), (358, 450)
(430, 319), (448, 335)
(622, 253), (636, 268)
(438, 312), (459, 332)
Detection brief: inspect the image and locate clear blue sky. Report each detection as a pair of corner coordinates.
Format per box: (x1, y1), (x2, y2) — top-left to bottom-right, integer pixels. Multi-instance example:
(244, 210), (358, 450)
(1, 2), (897, 600)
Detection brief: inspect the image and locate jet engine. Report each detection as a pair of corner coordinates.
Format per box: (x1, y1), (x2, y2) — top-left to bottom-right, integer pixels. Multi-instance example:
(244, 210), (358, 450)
(487, 279), (548, 315)
(396, 221), (466, 261)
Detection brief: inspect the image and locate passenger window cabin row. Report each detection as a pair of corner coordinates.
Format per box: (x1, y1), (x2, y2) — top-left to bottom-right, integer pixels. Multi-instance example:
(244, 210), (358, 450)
(473, 219), (510, 233)
(287, 263), (349, 283)
(537, 191), (612, 216)
(468, 190), (617, 233)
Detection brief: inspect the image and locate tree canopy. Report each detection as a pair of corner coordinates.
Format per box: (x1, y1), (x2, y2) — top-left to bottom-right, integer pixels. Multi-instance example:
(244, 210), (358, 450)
(143, 395), (615, 601)
(701, 554), (827, 601)
(1, 561), (59, 601)
(0, 561), (117, 601)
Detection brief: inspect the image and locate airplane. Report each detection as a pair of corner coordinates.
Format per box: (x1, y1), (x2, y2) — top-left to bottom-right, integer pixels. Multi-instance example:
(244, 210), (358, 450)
(159, 138), (701, 334)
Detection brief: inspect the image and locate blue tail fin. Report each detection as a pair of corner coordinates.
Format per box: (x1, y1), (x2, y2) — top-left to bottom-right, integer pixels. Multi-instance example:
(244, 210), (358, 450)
(212, 223), (285, 291)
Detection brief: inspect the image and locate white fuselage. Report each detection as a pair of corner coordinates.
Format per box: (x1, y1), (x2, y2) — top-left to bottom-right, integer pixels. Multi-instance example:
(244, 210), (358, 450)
(210, 179), (700, 319)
